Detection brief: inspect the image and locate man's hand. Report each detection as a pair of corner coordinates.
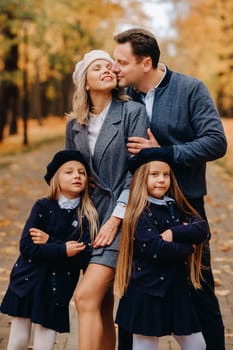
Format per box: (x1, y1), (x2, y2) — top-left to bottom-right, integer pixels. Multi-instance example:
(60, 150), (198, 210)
(127, 128), (160, 154)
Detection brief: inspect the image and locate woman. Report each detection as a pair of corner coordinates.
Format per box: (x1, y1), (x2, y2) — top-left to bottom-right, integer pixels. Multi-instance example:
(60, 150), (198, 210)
(65, 50), (149, 350)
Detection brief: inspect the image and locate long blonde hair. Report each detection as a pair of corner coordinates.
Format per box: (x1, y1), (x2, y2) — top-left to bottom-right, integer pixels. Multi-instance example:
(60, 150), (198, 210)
(114, 162), (204, 298)
(67, 68), (129, 125)
(47, 168), (99, 241)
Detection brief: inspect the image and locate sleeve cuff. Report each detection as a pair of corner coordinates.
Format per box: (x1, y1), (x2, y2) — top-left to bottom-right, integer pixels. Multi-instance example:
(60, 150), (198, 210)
(112, 203), (126, 219)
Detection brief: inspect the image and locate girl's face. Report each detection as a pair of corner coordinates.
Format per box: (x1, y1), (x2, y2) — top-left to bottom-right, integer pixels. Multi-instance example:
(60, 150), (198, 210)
(147, 161), (171, 199)
(86, 59), (117, 92)
(58, 161), (87, 199)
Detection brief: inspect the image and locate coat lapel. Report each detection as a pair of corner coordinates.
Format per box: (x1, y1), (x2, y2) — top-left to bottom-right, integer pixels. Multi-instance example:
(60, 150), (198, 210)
(93, 100), (122, 170)
(71, 122), (90, 162)
(71, 119), (112, 191)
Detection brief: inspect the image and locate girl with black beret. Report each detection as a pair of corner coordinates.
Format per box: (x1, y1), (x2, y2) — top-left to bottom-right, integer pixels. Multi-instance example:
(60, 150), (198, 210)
(115, 147), (209, 350)
(0, 150), (98, 350)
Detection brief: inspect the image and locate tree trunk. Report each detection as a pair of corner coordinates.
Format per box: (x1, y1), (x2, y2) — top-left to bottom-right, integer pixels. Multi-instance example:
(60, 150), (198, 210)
(0, 12), (19, 141)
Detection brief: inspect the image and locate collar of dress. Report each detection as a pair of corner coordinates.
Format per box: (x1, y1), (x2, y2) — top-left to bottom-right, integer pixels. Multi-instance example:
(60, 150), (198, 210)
(147, 195), (175, 206)
(58, 194), (80, 210)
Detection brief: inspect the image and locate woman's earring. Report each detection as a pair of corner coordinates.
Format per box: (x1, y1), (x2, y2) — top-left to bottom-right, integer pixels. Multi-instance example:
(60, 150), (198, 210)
(86, 86), (90, 91)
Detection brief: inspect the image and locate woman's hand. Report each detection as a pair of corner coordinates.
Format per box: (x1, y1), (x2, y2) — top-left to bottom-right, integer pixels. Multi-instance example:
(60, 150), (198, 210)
(92, 216), (122, 248)
(30, 228), (49, 244)
(66, 241), (86, 257)
(161, 229), (173, 242)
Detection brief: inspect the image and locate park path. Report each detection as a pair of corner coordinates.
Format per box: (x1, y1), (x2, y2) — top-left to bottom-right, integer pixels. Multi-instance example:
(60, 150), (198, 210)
(0, 140), (233, 349)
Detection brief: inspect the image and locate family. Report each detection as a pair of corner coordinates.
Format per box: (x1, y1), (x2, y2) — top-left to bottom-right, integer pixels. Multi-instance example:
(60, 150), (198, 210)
(0, 28), (227, 350)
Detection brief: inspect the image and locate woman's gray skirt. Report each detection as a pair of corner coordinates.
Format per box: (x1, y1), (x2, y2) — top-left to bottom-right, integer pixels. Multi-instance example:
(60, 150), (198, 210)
(90, 231), (120, 268)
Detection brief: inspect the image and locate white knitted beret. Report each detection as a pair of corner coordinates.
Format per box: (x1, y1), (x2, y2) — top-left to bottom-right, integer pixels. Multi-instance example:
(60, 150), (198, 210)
(72, 50), (114, 87)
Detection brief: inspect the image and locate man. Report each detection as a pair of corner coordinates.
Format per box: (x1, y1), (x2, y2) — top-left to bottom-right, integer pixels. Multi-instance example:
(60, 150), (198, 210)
(112, 27), (227, 350)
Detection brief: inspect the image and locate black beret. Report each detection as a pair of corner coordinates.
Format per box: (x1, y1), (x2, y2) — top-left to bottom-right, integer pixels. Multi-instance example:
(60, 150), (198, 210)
(44, 150), (90, 185)
(128, 146), (174, 174)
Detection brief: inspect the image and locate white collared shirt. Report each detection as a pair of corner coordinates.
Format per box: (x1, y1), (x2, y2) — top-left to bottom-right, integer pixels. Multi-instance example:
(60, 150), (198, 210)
(88, 102), (111, 155)
(58, 194), (80, 210)
(141, 63), (166, 121)
(148, 195), (175, 206)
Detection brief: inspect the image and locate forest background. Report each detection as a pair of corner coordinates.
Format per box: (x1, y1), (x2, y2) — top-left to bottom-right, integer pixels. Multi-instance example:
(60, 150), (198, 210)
(0, 0), (232, 174)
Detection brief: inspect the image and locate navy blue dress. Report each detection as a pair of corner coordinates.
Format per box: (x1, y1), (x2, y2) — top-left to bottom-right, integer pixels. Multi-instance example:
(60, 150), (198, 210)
(0, 198), (92, 333)
(116, 200), (209, 336)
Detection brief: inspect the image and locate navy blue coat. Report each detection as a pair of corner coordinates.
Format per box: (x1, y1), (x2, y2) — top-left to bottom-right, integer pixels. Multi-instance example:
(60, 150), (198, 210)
(1, 197), (92, 332)
(130, 201), (209, 297)
(8, 198), (91, 298)
(128, 67), (227, 199)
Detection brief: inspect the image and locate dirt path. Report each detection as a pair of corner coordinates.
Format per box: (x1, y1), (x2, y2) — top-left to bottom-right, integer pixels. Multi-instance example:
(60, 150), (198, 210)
(0, 140), (233, 349)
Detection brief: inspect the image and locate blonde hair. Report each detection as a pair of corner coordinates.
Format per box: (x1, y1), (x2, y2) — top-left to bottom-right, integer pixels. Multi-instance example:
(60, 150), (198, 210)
(47, 167), (99, 241)
(67, 68), (130, 125)
(115, 162), (203, 298)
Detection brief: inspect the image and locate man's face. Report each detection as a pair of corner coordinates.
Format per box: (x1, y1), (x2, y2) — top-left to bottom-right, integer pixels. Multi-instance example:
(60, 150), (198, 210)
(112, 42), (144, 88)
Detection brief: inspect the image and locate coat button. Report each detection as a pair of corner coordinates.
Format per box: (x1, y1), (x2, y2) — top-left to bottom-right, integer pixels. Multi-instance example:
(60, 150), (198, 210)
(147, 228), (152, 232)
(53, 287), (56, 291)
(72, 220), (78, 227)
(28, 259), (32, 263)
(160, 276), (164, 280)
(25, 277), (29, 281)
(153, 254), (157, 259)
(142, 243), (146, 247)
(67, 271), (71, 276)
(137, 266), (142, 271)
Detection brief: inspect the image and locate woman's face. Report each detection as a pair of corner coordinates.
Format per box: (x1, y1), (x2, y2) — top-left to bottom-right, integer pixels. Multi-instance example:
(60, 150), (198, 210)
(86, 59), (117, 92)
(147, 161), (171, 199)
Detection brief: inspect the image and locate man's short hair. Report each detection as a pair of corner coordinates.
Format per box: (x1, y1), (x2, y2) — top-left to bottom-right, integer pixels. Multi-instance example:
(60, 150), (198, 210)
(114, 28), (160, 68)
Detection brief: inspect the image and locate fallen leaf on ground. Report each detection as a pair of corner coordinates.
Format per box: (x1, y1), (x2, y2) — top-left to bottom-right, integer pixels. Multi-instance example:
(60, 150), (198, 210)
(225, 333), (233, 338)
(214, 278), (222, 287)
(213, 217), (223, 224)
(214, 257), (233, 262)
(219, 243), (232, 252)
(0, 246), (18, 254)
(0, 219), (11, 227)
(215, 289), (231, 297)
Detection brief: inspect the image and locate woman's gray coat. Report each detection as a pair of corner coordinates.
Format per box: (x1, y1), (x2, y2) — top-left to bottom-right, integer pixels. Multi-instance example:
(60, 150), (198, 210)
(65, 99), (149, 255)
